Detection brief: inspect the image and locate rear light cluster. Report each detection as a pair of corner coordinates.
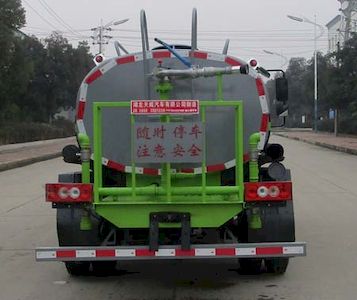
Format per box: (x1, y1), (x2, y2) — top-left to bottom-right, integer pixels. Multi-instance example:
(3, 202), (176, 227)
(244, 182), (292, 202)
(46, 183), (93, 203)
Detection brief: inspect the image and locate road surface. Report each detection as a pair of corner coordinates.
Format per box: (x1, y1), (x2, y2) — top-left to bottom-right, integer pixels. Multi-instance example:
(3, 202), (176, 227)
(1, 136), (357, 300)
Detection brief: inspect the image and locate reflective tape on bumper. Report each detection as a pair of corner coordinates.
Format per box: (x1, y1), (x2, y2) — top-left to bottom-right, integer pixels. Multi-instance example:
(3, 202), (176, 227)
(36, 242), (306, 262)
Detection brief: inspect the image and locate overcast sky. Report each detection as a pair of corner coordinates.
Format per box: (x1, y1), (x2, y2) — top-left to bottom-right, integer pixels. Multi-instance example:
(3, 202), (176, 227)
(22, 0), (341, 69)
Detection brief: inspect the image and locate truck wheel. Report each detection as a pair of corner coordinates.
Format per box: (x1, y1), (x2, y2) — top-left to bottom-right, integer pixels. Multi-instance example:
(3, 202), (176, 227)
(248, 201), (295, 275)
(57, 173), (110, 276)
(57, 208), (99, 276)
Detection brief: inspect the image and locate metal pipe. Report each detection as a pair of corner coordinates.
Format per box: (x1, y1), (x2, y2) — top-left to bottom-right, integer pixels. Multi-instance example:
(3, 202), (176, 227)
(114, 41), (129, 56)
(99, 186), (240, 196)
(222, 39), (230, 55)
(140, 10), (149, 51)
(78, 133), (91, 184)
(191, 8), (197, 51)
(153, 65), (249, 79)
(249, 133), (261, 182)
(140, 9), (150, 99)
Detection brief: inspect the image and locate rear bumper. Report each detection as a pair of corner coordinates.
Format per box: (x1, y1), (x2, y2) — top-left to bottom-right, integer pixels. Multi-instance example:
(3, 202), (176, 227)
(36, 242), (306, 262)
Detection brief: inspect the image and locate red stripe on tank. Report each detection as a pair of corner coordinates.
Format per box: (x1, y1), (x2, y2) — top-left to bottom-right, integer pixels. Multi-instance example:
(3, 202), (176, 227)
(256, 78), (265, 96)
(225, 57), (241, 66)
(207, 164), (226, 172)
(260, 114), (270, 132)
(153, 51), (171, 59)
(107, 160), (126, 172)
(116, 55), (136, 65)
(192, 51), (208, 59)
(85, 70), (102, 84)
(143, 168), (159, 176)
(77, 101), (85, 120)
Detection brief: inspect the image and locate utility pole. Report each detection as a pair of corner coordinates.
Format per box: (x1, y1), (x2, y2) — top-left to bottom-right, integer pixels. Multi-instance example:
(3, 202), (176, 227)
(314, 14), (318, 132)
(90, 18), (129, 54)
(287, 14), (324, 132)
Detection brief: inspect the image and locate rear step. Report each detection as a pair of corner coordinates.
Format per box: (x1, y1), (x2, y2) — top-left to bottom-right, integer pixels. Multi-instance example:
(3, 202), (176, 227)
(36, 242), (306, 261)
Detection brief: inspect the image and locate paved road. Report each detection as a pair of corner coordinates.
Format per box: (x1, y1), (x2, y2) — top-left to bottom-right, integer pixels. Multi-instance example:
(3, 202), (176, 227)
(1, 136), (357, 300)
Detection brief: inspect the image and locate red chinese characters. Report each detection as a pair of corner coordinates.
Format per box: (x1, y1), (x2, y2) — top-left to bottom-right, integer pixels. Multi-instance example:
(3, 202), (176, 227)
(134, 122), (203, 162)
(172, 144), (185, 157)
(153, 144), (166, 158)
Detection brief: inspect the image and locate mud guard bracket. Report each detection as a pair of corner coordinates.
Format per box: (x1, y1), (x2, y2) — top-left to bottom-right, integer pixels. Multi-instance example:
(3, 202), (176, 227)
(149, 212), (191, 251)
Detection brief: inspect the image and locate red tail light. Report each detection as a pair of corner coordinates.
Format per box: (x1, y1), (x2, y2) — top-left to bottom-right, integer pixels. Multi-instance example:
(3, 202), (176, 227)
(244, 182), (292, 202)
(46, 183), (93, 203)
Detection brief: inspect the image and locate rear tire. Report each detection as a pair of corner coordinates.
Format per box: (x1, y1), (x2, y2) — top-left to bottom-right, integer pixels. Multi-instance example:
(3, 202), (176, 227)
(237, 170), (295, 275)
(57, 173), (104, 276)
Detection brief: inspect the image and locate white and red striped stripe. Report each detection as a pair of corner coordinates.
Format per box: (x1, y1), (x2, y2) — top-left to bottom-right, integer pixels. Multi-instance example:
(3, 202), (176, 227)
(36, 242), (306, 261)
(255, 77), (270, 149)
(95, 155), (249, 176)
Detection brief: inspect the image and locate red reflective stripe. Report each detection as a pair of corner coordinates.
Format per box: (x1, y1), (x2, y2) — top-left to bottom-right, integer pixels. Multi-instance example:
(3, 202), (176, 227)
(180, 168), (194, 173)
(77, 101), (85, 120)
(256, 78), (265, 96)
(57, 250), (76, 258)
(116, 55), (135, 65)
(256, 247), (283, 255)
(107, 160), (126, 172)
(96, 249), (116, 257)
(143, 168), (159, 176)
(260, 114), (269, 132)
(175, 249), (195, 256)
(207, 164), (225, 172)
(136, 249), (155, 257)
(192, 51), (208, 59)
(215, 248), (235, 256)
(85, 70), (102, 84)
(153, 51), (171, 59)
(225, 57), (241, 66)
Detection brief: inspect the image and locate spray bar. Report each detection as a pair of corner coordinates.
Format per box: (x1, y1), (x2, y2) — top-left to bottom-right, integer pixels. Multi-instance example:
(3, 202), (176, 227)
(152, 65), (249, 80)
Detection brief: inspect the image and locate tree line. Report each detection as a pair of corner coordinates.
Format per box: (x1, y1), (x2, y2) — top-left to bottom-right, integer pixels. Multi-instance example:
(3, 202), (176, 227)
(0, 0), (93, 125)
(278, 34), (357, 134)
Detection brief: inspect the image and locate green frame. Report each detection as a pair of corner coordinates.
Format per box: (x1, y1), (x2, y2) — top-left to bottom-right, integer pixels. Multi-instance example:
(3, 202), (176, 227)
(90, 100), (245, 228)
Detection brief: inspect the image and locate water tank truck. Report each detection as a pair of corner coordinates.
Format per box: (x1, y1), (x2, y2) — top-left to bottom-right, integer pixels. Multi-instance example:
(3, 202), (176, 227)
(36, 9), (306, 276)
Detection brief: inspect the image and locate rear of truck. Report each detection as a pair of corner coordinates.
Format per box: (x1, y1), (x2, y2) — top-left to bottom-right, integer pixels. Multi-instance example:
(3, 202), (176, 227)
(36, 9), (305, 276)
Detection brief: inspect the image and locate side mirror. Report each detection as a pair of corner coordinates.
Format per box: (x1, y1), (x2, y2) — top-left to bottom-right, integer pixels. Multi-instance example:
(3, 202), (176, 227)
(276, 77), (288, 103)
(62, 145), (81, 164)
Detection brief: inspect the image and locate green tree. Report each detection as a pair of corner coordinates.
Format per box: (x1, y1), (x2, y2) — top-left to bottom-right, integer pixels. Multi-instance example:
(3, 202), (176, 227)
(0, 0), (26, 121)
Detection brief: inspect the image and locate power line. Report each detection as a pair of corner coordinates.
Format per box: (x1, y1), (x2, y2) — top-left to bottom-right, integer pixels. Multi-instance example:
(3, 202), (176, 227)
(37, 0), (82, 37)
(22, 0), (60, 31)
